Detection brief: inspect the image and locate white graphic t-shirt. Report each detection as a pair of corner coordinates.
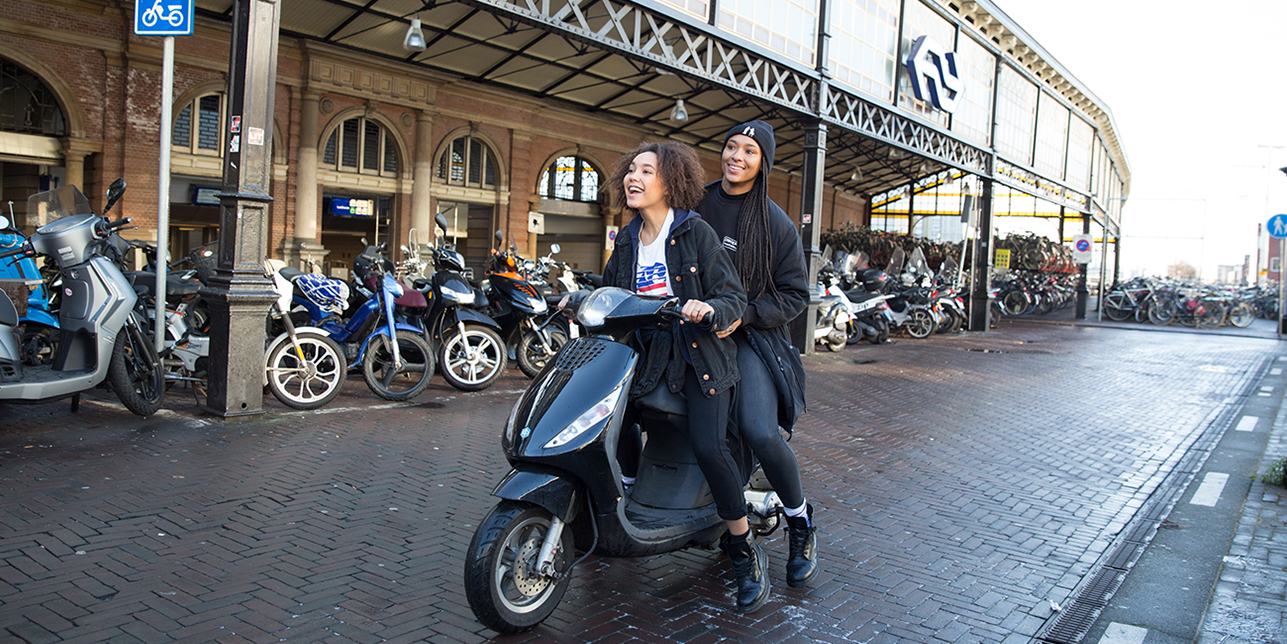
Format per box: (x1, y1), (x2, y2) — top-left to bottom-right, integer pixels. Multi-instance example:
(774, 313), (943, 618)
(634, 209), (675, 297)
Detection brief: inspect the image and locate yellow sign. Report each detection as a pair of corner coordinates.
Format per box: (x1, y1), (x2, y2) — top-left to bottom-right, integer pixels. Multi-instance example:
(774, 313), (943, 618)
(995, 248), (1011, 269)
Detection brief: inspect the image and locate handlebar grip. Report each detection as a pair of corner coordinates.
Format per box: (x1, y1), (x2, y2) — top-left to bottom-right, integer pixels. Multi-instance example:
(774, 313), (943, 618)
(0, 245), (29, 259)
(105, 217), (131, 230)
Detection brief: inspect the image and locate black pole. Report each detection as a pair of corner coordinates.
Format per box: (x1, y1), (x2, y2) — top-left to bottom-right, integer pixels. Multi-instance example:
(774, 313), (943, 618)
(790, 122), (827, 354)
(968, 176), (993, 331)
(1074, 214), (1090, 319)
(203, 0), (281, 417)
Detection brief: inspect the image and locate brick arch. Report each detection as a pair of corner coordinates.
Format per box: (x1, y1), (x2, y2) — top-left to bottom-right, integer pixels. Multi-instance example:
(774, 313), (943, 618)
(0, 45), (87, 139)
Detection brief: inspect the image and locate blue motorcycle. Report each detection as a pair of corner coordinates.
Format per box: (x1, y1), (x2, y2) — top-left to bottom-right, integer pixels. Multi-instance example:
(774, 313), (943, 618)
(0, 215), (59, 366)
(283, 243), (435, 402)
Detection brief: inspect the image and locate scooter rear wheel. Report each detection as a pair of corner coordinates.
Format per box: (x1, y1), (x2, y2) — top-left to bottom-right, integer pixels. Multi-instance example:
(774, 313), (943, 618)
(107, 315), (165, 417)
(361, 329), (435, 401)
(464, 500), (573, 634)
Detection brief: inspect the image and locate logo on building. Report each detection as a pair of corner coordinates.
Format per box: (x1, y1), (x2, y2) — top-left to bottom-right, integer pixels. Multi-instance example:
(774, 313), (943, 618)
(905, 36), (963, 114)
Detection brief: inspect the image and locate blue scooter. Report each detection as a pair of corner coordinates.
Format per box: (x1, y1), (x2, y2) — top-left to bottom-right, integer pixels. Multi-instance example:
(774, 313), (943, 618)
(0, 204), (59, 366)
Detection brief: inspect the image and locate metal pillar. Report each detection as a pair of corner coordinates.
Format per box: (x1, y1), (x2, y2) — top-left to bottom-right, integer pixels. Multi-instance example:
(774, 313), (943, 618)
(203, 0), (281, 418)
(967, 176), (994, 331)
(790, 121), (826, 354)
(1074, 214), (1090, 319)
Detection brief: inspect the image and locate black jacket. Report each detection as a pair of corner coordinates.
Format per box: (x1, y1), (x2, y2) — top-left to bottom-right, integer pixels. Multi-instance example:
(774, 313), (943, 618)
(602, 209), (747, 398)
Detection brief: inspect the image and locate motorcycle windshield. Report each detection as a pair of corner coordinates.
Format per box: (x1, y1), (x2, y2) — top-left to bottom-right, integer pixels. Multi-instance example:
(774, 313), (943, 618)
(907, 247), (931, 280)
(28, 186), (92, 229)
(884, 246), (905, 276)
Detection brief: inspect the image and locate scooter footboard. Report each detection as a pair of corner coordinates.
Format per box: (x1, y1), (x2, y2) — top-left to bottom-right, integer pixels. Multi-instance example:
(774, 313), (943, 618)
(492, 465), (582, 524)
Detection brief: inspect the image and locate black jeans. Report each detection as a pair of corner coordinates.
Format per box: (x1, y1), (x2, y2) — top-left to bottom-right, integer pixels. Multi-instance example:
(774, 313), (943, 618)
(733, 330), (805, 508)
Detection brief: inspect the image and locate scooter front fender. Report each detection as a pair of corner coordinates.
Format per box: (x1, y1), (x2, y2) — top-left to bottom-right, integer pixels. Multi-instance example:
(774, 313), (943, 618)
(492, 465), (582, 523)
(448, 307), (501, 332)
(20, 308), (58, 329)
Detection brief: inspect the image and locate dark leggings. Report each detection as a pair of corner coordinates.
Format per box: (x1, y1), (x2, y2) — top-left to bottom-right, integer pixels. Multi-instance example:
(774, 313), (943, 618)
(733, 331), (805, 509)
(682, 368), (747, 521)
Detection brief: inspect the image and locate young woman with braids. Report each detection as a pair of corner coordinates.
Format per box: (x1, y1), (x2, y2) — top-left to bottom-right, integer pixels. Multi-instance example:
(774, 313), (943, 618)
(601, 140), (773, 613)
(696, 120), (820, 589)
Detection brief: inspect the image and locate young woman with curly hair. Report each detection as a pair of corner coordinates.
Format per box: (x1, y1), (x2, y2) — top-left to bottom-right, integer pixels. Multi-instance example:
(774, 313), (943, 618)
(600, 140), (770, 612)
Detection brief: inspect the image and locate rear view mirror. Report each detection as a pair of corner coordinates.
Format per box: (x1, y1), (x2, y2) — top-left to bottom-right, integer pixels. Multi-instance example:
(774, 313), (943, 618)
(105, 178), (126, 214)
(435, 213), (449, 233)
(494, 229), (504, 245)
(550, 243), (561, 255)
(0, 215), (9, 231)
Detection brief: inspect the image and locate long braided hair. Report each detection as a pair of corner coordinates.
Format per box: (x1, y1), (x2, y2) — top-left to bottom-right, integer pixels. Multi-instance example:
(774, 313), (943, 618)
(733, 169), (780, 304)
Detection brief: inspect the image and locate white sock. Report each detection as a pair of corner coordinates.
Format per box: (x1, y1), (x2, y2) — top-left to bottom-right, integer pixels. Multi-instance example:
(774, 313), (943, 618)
(784, 501), (808, 518)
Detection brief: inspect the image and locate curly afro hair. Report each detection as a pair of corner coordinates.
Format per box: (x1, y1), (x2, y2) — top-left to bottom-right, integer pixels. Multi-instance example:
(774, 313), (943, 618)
(604, 140), (707, 215)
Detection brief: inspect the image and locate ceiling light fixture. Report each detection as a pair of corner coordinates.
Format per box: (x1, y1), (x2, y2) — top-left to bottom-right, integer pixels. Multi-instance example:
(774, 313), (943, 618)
(403, 14), (427, 52)
(850, 167), (863, 183)
(669, 99), (688, 122)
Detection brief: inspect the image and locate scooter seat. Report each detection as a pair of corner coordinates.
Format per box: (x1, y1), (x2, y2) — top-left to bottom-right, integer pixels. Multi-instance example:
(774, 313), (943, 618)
(278, 266), (306, 282)
(636, 384), (686, 416)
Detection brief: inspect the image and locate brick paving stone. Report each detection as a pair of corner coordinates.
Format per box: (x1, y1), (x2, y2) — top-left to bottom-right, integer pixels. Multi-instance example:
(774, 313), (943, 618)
(0, 326), (1281, 642)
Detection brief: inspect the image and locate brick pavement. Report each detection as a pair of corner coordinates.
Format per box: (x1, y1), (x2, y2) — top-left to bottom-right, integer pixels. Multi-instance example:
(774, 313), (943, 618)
(0, 319), (1279, 643)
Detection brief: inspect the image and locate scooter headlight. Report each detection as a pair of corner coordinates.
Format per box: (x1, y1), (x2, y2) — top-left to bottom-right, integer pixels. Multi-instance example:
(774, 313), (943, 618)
(440, 283), (475, 304)
(528, 293), (548, 313)
(543, 383), (624, 449)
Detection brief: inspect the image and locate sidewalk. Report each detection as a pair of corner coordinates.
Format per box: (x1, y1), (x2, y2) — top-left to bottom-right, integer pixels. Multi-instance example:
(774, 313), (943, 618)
(1197, 368), (1287, 644)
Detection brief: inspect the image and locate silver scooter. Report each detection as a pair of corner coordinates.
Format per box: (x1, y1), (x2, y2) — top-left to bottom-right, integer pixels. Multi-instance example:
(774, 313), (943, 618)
(0, 180), (165, 416)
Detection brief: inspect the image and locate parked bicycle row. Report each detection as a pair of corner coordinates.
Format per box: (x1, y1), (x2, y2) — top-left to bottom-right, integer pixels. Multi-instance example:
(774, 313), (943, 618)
(1101, 277), (1260, 329)
(819, 224), (1078, 278)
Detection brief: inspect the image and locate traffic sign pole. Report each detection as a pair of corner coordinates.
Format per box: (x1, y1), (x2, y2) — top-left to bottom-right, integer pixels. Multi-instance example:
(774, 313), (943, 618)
(155, 35), (173, 352)
(1268, 215), (1287, 339)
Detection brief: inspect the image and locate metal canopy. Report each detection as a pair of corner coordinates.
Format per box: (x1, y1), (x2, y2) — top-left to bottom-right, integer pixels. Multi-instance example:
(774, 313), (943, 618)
(193, 0), (1005, 201)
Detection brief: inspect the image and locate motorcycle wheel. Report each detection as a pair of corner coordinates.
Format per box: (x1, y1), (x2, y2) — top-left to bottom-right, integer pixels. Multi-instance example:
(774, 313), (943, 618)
(845, 320), (862, 345)
(516, 329), (567, 379)
(361, 329), (435, 401)
(20, 324), (56, 366)
(939, 308), (963, 334)
(821, 332), (846, 352)
(868, 317), (889, 345)
(266, 331), (347, 410)
(464, 500), (574, 634)
(107, 316), (165, 417)
(439, 325), (507, 392)
(906, 309), (935, 339)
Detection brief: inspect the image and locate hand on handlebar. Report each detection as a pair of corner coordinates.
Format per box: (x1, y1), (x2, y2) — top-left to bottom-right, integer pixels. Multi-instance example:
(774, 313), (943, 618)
(681, 299), (715, 328)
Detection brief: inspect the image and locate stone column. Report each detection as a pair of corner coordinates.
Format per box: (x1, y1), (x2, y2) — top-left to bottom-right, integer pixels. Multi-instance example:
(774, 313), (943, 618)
(204, 0), (281, 418)
(410, 109), (435, 252)
(287, 90), (327, 269)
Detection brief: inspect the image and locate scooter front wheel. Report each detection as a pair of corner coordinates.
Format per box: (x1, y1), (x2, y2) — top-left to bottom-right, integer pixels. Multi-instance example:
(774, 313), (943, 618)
(516, 329), (567, 379)
(361, 329), (435, 401)
(439, 325), (507, 392)
(464, 500), (573, 634)
(107, 316), (165, 416)
(266, 331), (347, 410)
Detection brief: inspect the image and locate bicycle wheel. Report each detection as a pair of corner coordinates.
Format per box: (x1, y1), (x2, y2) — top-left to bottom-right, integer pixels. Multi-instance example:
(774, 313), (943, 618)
(1101, 293), (1132, 321)
(361, 329), (435, 401)
(1146, 297), (1175, 325)
(1227, 302), (1255, 329)
(1195, 301), (1225, 329)
(1001, 290), (1030, 316)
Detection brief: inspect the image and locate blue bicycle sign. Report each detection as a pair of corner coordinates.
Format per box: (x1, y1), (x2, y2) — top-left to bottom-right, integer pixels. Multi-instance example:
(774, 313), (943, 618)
(134, 0), (193, 36)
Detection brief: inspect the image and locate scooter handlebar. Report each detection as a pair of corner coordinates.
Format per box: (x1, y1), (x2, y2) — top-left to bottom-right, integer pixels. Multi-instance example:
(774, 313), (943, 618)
(0, 244), (29, 259)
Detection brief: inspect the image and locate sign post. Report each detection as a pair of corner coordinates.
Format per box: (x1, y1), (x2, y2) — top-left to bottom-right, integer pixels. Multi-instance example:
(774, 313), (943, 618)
(134, 0), (194, 350)
(1268, 214), (1287, 339)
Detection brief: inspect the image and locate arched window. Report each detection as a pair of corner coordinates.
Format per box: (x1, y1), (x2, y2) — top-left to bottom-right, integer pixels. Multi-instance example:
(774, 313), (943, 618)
(172, 93), (225, 155)
(323, 116), (399, 176)
(539, 155), (600, 203)
(436, 134), (497, 188)
(0, 59), (66, 136)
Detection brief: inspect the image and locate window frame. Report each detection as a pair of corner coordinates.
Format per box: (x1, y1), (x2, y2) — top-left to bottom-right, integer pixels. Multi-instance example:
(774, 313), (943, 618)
(322, 115), (400, 178)
(538, 155), (602, 203)
(171, 93), (226, 157)
(436, 134), (498, 190)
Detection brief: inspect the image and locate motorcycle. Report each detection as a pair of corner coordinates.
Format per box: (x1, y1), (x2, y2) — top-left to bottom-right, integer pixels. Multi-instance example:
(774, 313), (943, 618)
(881, 247), (937, 339)
(151, 246), (348, 410)
(0, 180), (165, 416)
(482, 230), (566, 378)
(813, 252), (852, 352)
(290, 244), (435, 401)
(463, 286), (781, 633)
(838, 253), (893, 345)
(400, 214), (508, 392)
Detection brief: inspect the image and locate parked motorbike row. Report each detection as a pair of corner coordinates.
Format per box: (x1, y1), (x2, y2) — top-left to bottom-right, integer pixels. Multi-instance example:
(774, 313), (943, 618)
(812, 245), (967, 351)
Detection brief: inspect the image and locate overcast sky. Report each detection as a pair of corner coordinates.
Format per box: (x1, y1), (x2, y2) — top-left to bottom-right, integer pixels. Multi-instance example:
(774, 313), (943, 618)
(991, 0), (1287, 281)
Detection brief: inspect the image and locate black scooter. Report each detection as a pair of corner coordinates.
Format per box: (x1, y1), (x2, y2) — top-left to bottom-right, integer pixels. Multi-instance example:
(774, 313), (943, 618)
(463, 287), (781, 634)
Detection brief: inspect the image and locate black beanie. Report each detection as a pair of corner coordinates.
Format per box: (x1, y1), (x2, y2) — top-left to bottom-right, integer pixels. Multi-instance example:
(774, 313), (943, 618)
(723, 120), (776, 176)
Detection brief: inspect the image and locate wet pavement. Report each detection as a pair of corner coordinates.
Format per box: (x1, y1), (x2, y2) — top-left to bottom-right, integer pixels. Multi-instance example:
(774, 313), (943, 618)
(0, 310), (1283, 643)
